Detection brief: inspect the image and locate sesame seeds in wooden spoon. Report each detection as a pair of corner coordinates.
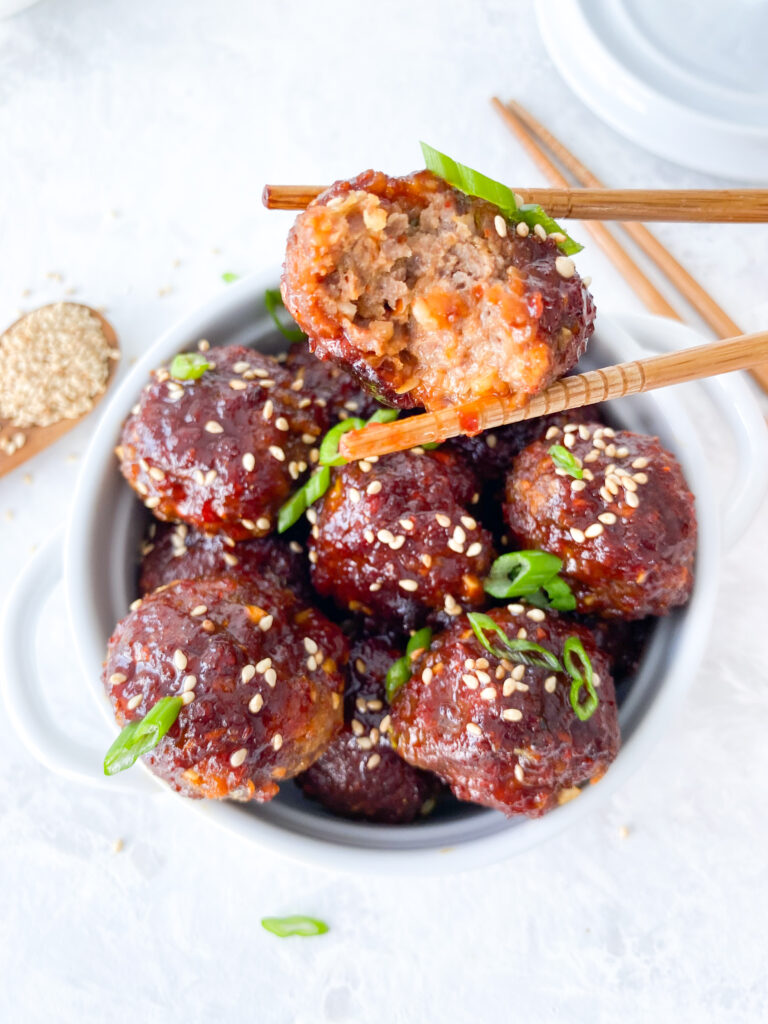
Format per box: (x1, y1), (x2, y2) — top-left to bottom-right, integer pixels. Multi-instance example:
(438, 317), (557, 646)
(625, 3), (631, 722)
(0, 302), (120, 478)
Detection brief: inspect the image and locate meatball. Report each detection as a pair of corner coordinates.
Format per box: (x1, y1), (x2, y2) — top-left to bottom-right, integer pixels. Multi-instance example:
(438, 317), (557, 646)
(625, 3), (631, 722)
(117, 345), (325, 540)
(284, 341), (381, 429)
(503, 422), (696, 618)
(138, 521), (310, 599)
(297, 635), (441, 823)
(103, 575), (346, 801)
(308, 448), (493, 628)
(282, 169), (595, 410)
(390, 606), (620, 816)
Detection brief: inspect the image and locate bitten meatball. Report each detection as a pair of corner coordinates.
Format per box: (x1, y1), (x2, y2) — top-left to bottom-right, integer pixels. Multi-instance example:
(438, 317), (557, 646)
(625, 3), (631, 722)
(308, 449), (493, 628)
(282, 169), (595, 410)
(390, 606), (620, 816)
(103, 576), (346, 801)
(503, 422), (697, 618)
(138, 521), (310, 599)
(296, 635), (441, 823)
(284, 341), (381, 429)
(117, 345), (326, 540)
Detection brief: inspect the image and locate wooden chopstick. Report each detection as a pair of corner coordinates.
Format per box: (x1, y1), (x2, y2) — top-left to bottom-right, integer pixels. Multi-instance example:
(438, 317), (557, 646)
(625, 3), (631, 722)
(490, 98), (678, 319)
(262, 183), (768, 222)
(338, 330), (768, 461)
(496, 98), (768, 395)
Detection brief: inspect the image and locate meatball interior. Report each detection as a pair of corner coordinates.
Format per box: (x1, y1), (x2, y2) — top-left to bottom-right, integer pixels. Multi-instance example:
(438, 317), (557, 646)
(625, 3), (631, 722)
(297, 635), (441, 823)
(308, 448), (493, 628)
(390, 606), (620, 817)
(103, 576), (346, 801)
(118, 345), (325, 540)
(139, 521), (309, 599)
(504, 422), (696, 619)
(282, 170), (595, 410)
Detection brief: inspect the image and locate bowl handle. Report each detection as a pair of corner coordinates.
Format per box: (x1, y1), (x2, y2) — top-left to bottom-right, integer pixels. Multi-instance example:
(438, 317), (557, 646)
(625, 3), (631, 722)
(615, 313), (768, 550)
(1, 528), (153, 793)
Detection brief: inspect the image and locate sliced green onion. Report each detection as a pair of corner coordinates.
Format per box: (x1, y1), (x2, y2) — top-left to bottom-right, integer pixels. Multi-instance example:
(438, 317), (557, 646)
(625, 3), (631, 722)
(386, 627), (433, 702)
(264, 288), (306, 343)
(467, 612), (563, 672)
(221, 271), (240, 283)
(366, 408), (400, 425)
(104, 696), (183, 776)
(318, 418), (365, 466)
(277, 465), (331, 533)
(420, 142), (582, 256)
(540, 575), (576, 612)
(564, 636), (599, 721)
(169, 351), (211, 381)
(261, 915), (329, 938)
(484, 551), (563, 599)
(548, 444), (584, 479)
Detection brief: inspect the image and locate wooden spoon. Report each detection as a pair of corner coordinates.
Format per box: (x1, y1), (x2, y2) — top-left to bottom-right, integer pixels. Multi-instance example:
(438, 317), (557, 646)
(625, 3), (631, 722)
(0, 303), (120, 478)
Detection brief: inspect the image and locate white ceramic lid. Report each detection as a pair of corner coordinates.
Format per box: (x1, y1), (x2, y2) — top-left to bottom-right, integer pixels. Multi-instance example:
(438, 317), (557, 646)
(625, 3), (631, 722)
(536, 0), (768, 181)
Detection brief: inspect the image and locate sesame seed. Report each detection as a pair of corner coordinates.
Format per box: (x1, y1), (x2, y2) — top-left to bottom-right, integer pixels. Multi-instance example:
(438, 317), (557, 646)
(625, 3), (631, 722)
(241, 665), (256, 683)
(148, 466), (165, 482)
(256, 517), (271, 531)
(204, 469), (217, 486)
(359, 460), (372, 472)
(466, 722), (482, 736)
(180, 691), (195, 705)
(626, 491), (640, 508)
(486, 434), (497, 449)
(367, 480), (382, 495)
(180, 674), (197, 693)
(390, 535), (406, 550)
(363, 529), (375, 543)
(622, 476), (638, 493)
(516, 221), (530, 237)
(366, 753), (381, 770)
(421, 553), (433, 568)
(144, 496), (160, 509)
(249, 694), (264, 714)
(377, 529), (394, 544)
(598, 512), (617, 525)
(304, 637), (318, 654)
(563, 432), (576, 449)
(593, 437), (606, 450)
(306, 508), (318, 525)
(502, 679), (515, 696)
(570, 527), (586, 543)
(480, 686), (497, 701)
(502, 708), (523, 722)
(599, 486), (613, 503)
(349, 487), (361, 504)
(545, 675), (557, 693)
(462, 674), (479, 690)
(356, 736), (372, 751)
(240, 452), (255, 473)
(127, 694), (142, 710)
(578, 424), (591, 441)
(517, 627), (528, 639)
(173, 649), (187, 671)
(351, 719), (364, 736)
(264, 668), (277, 687)
(494, 214), (508, 237)
(584, 523), (604, 538)
(633, 472), (648, 484)
(632, 457), (650, 469)
(584, 450), (599, 463)
(259, 614), (274, 631)
(422, 667), (433, 684)
(369, 581), (381, 591)
(229, 378), (247, 391)
(399, 579), (419, 592)
(507, 603), (525, 615)
(435, 513), (451, 527)
(452, 525), (466, 545)
(555, 256), (576, 279)
(447, 539), (464, 554)
(616, 446), (630, 459)
(223, 552), (239, 567)
(268, 445), (285, 462)
(460, 515), (477, 530)
(241, 518), (256, 531)
(545, 426), (561, 440)
(230, 748), (247, 767)
(379, 714), (392, 732)
(526, 608), (546, 621)
(514, 764), (525, 782)
(205, 421), (223, 434)
(270, 733), (283, 751)
(533, 223), (547, 240)
(202, 619), (215, 632)
(466, 542), (483, 558)
(189, 604), (207, 618)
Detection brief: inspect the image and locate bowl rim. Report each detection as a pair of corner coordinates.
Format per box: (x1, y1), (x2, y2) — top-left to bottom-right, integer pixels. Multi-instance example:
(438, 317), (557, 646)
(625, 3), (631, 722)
(64, 268), (720, 875)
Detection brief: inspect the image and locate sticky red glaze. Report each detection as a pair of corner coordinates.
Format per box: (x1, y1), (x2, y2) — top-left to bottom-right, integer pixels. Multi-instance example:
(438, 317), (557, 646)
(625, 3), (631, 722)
(308, 449), (493, 628)
(282, 169), (595, 410)
(284, 341), (381, 429)
(138, 521), (310, 599)
(504, 422), (696, 618)
(103, 576), (346, 801)
(297, 635), (441, 823)
(118, 346), (325, 540)
(390, 606), (620, 816)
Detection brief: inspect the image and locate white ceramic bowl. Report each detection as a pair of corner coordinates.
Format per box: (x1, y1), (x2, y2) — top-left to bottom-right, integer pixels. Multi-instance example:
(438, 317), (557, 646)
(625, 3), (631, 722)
(3, 269), (767, 874)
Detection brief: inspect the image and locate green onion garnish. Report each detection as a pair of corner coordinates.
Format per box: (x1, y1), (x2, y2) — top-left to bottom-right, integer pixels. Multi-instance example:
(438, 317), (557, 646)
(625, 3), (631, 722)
(366, 408), (400, 425)
(548, 444), (584, 479)
(221, 271), (240, 283)
(385, 627), (433, 701)
(103, 696), (183, 776)
(169, 351), (211, 381)
(264, 288), (306, 343)
(484, 551), (563, 599)
(277, 465), (331, 533)
(420, 142), (582, 256)
(526, 575), (577, 613)
(261, 916), (329, 938)
(563, 636), (599, 721)
(467, 612), (563, 672)
(318, 418), (365, 466)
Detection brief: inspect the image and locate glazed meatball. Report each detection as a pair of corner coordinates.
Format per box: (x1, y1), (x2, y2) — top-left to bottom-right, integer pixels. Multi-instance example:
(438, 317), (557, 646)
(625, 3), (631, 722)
(297, 635), (441, 823)
(138, 521), (309, 599)
(118, 345), (325, 540)
(282, 169), (595, 410)
(308, 449), (493, 628)
(390, 606), (620, 816)
(504, 422), (696, 618)
(103, 575), (346, 801)
(284, 341), (380, 429)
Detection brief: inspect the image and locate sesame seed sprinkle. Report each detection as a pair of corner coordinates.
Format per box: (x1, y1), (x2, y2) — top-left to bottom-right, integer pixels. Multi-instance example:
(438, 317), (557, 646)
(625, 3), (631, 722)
(127, 694), (142, 710)
(466, 722), (482, 736)
(466, 542), (483, 558)
(626, 490), (640, 508)
(545, 675), (557, 693)
(435, 513), (451, 527)
(366, 753), (381, 770)
(514, 764), (525, 782)
(399, 579), (419, 592)
(259, 614), (274, 632)
(264, 668), (277, 687)
(242, 452), (255, 472)
(570, 527), (586, 543)
(526, 608), (546, 621)
(173, 649), (187, 671)
(585, 522), (604, 539)
(502, 708), (523, 722)
(268, 445), (285, 462)
(241, 665), (256, 683)
(182, 674), (197, 692)
(204, 421), (223, 434)
(230, 748), (247, 767)
(249, 694), (264, 714)
(109, 672), (127, 685)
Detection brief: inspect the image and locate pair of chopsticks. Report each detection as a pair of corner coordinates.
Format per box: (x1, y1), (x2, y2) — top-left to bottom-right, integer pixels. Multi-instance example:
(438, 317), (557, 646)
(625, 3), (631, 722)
(263, 116), (768, 461)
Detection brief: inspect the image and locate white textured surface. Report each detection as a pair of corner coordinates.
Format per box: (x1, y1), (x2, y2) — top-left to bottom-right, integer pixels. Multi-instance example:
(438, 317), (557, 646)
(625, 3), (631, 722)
(1, 2), (767, 1021)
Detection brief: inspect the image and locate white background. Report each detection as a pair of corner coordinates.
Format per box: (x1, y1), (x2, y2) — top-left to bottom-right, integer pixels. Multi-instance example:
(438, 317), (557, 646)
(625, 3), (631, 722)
(1, 2), (767, 1021)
